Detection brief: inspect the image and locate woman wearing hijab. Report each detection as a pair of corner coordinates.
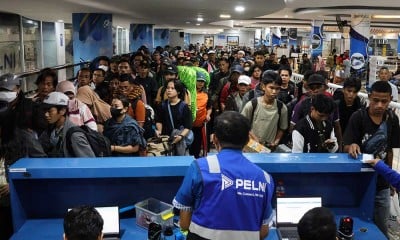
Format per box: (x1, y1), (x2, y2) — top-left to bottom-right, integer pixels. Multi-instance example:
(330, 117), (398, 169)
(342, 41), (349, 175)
(76, 85), (112, 132)
(56, 81), (97, 131)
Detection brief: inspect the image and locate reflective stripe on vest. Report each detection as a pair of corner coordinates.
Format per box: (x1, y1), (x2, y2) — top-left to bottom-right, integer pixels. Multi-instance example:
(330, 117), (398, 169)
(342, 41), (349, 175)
(206, 155), (220, 173)
(189, 221), (260, 240)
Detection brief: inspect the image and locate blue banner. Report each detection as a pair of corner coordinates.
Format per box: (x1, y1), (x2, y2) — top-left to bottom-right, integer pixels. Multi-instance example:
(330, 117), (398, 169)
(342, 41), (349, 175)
(154, 29), (169, 48)
(72, 13), (113, 63)
(349, 28), (368, 70)
(311, 22), (323, 59)
(272, 33), (280, 46)
(398, 34), (400, 54)
(130, 24), (153, 52)
(288, 28), (297, 47)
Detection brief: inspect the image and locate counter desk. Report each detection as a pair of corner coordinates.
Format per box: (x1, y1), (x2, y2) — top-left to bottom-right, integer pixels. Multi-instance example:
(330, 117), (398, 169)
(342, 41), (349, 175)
(8, 153), (386, 239)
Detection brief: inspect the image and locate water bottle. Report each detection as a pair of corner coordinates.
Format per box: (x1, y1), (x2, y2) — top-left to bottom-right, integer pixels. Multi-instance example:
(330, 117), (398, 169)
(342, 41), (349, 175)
(276, 180), (285, 197)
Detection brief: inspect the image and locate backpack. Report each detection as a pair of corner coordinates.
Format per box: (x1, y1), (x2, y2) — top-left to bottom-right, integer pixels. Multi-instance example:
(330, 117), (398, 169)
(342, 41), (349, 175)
(131, 98), (156, 140)
(250, 97), (283, 126)
(66, 125), (112, 157)
(360, 109), (396, 158)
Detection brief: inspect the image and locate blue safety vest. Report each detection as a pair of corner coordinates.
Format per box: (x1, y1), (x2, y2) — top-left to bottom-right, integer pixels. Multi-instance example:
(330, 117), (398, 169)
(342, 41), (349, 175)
(190, 149), (274, 240)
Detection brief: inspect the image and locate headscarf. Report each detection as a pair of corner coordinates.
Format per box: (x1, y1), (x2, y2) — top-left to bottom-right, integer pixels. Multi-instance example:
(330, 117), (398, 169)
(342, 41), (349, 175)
(76, 86), (111, 124)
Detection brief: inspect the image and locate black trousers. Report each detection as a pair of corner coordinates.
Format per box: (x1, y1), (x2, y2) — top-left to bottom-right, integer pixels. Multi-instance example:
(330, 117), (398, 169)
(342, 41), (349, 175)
(189, 126), (206, 158)
(0, 205), (13, 240)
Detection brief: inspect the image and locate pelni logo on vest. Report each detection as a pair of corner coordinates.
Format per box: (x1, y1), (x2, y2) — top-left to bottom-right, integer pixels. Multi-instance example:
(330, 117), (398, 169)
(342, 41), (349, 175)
(221, 174), (234, 190)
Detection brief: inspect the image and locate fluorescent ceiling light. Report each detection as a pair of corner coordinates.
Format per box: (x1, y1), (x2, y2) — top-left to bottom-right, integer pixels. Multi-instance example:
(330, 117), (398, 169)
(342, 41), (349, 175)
(57, 19), (64, 22)
(220, 14), (231, 19)
(197, 17), (204, 22)
(373, 15), (400, 19)
(235, 6), (245, 12)
(196, 23), (201, 26)
(186, 21), (191, 24)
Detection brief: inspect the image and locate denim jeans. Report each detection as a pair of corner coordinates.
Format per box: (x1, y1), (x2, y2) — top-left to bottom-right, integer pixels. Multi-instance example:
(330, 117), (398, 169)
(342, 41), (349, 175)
(374, 188), (390, 239)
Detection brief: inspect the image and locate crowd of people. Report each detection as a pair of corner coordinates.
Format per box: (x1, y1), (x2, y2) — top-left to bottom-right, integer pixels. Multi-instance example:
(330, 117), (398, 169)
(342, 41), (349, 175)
(1, 43), (400, 239)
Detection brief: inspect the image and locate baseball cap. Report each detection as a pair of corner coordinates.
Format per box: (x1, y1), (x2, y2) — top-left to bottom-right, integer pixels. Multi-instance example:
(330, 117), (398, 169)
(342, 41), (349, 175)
(307, 74), (326, 86)
(208, 50), (216, 54)
(162, 58), (172, 65)
(238, 75), (251, 85)
(164, 64), (178, 74)
(230, 65), (244, 74)
(196, 71), (207, 82)
(42, 92), (69, 108)
(0, 73), (21, 91)
(56, 80), (76, 96)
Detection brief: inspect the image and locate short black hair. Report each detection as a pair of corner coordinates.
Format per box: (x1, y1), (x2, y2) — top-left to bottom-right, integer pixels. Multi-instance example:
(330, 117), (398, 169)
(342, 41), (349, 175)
(261, 70), (282, 86)
(254, 50), (265, 57)
(119, 73), (133, 83)
(77, 67), (92, 79)
(113, 94), (130, 108)
(63, 206), (103, 240)
(97, 56), (110, 64)
(36, 69), (58, 87)
(214, 111), (250, 149)
(278, 66), (292, 76)
(303, 70), (314, 82)
(297, 207), (337, 240)
(311, 94), (336, 114)
(343, 76), (361, 92)
(370, 81), (392, 95)
(315, 70), (328, 80)
(93, 68), (106, 77)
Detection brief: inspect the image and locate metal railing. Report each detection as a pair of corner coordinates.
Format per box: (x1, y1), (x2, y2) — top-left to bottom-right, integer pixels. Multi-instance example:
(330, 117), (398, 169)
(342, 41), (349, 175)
(14, 61), (90, 96)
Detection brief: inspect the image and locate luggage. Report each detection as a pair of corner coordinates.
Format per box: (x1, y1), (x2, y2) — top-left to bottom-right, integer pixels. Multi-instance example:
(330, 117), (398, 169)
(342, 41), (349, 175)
(146, 136), (173, 156)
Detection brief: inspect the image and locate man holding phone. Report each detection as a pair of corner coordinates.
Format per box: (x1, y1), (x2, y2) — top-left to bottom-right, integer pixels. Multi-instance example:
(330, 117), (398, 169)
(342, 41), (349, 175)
(292, 94), (338, 153)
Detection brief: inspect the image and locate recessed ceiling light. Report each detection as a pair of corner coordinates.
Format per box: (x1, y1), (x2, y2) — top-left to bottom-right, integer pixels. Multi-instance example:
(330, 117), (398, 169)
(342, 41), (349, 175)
(197, 17), (204, 22)
(235, 6), (245, 12)
(196, 23), (201, 26)
(373, 15), (400, 19)
(220, 14), (231, 19)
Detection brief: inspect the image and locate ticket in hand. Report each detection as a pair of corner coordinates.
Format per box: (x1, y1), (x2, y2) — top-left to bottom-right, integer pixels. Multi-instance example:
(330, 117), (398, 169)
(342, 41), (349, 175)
(360, 154), (374, 163)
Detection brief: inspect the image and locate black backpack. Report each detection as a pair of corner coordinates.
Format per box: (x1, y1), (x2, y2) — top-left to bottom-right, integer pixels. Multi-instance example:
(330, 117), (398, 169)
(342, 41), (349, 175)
(131, 98), (156, 140)
(66, 125), (112, 157)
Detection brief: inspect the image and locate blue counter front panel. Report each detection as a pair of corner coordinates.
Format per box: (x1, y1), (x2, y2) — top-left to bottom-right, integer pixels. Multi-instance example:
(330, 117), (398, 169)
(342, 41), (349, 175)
(9, 153), (381, 239)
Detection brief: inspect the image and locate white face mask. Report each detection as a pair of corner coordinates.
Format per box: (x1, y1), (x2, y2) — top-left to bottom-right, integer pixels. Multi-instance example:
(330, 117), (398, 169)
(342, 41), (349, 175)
(0, 91), (18, 103)
(98, 65), (109, 72)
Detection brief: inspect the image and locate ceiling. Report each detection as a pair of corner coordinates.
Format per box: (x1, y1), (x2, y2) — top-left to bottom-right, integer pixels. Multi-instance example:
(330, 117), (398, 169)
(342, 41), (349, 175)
(1, 0), (400, 33)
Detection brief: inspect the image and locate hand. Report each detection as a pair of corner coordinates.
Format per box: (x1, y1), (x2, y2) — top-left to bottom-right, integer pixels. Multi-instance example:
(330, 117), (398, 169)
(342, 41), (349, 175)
(323, 139), (336, 149)
(206, 115), (211, 122)
(363, 158), (380, 166)
(348, 143), (361, 159)
(0, 184), (9, 198)
(173, 135), (183, 144)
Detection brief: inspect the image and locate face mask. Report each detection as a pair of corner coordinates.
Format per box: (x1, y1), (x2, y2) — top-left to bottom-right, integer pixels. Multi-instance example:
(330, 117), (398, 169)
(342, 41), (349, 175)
(244, 67), (250, 72)
(98, 65), (109, 72)
(110, 107), (123, 118)
(0, 91), (17, 103)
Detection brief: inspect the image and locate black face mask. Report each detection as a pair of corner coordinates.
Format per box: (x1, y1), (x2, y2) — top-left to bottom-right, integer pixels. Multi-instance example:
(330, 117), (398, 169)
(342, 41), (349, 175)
(110, 107), (123, 118)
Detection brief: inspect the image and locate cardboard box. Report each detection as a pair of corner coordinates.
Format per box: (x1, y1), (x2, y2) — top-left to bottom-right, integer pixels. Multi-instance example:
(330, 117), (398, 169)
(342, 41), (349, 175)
(243, 139), (271, 153)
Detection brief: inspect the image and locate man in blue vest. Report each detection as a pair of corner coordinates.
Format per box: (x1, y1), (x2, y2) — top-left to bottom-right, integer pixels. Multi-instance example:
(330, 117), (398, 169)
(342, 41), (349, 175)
(173, 111), (274, 240)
